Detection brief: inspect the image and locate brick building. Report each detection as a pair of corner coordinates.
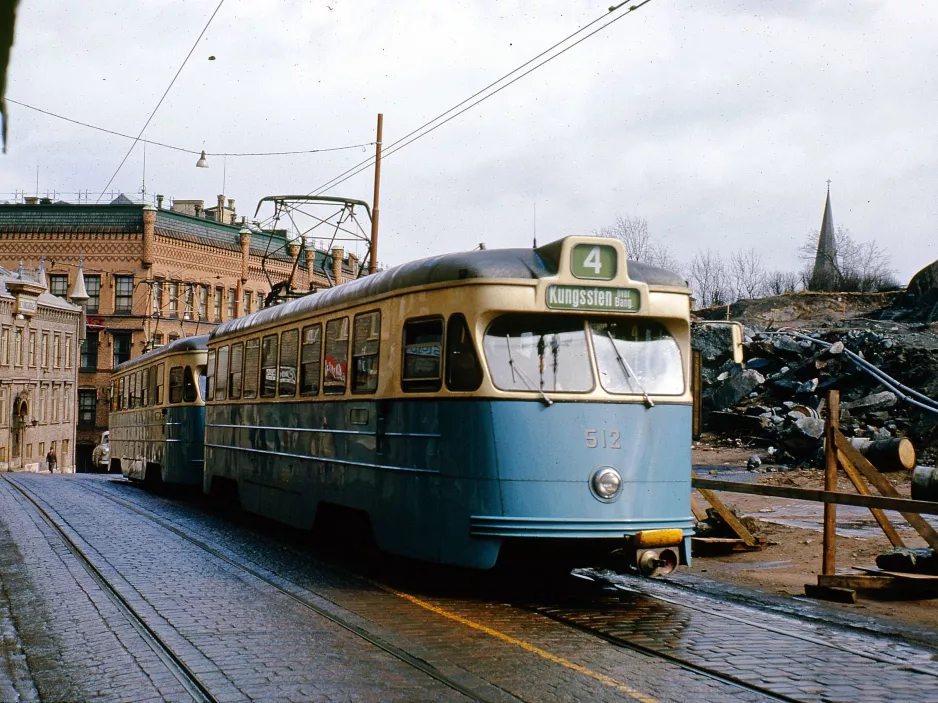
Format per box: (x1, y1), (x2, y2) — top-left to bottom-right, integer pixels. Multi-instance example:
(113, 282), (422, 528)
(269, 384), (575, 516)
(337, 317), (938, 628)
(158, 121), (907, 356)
(0, 263), (81, 472)
(0, 194), (359, 471)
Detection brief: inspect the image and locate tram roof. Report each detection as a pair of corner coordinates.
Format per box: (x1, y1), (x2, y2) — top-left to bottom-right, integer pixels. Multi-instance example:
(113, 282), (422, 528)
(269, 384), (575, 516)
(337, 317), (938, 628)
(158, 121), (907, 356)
(212, 238), (688, 340)
(115, 334), (210, 373)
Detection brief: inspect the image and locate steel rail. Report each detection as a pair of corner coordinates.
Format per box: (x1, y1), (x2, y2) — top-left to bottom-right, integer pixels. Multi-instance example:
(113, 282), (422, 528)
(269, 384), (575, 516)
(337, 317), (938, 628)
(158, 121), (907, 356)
(2, 475), (218, 703)
(72, 478), (512, 703)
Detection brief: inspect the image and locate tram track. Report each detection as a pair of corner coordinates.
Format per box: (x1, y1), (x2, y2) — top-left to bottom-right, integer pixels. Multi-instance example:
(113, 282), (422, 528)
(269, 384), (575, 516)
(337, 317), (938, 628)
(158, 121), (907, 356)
(47, 476), (938, 703)
(2, 474), (218, 703)
(513, 568), (938, 703)
(38, 476), (516, 703)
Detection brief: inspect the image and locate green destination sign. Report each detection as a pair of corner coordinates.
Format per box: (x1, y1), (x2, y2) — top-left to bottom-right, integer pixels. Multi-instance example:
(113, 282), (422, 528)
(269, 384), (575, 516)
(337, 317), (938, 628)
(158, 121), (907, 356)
(570, 244), (617, 280)
(546, 285), (640, 312)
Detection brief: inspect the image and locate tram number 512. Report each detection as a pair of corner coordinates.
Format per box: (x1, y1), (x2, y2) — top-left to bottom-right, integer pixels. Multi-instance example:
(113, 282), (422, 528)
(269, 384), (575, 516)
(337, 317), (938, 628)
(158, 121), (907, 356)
(585, 429), (621, 449)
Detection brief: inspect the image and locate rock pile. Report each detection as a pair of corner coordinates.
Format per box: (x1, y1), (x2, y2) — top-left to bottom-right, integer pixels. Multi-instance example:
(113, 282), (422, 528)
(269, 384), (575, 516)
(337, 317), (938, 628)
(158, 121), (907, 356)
(694, 321), (938, 466)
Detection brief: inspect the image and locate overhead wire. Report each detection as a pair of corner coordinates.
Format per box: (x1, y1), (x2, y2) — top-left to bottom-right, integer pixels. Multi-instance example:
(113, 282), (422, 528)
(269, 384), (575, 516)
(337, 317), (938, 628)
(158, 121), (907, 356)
(6, 100), (374, 156)
(306, 0), (654, 198)
(97, 0), (228, 201)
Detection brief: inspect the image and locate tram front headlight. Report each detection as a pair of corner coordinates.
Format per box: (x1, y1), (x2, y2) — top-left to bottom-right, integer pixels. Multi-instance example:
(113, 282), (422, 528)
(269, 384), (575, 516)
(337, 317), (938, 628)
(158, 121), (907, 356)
(591, 467), (622, 501)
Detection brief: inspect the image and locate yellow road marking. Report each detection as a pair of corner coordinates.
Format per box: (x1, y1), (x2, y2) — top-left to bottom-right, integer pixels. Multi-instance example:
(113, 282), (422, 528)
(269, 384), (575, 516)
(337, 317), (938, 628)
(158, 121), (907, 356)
(377, 582), (661, 703)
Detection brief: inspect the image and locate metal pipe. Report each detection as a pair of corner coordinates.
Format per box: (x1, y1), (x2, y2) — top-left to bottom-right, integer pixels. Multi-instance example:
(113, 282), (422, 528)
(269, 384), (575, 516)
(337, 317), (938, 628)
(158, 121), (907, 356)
(760, 331), (938, 415)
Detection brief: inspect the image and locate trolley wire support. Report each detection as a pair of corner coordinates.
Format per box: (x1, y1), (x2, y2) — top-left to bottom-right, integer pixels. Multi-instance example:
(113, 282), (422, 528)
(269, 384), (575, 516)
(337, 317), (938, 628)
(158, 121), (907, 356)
(252, 195), (374, 306)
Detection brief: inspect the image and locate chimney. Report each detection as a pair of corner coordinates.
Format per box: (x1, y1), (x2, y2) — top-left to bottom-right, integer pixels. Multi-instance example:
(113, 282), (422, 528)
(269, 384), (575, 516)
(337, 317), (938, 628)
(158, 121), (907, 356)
(156, 194), (164, 209)
(239, 227), (251, 284)
(24, 196), (39, 205)
(142, 204), (156, 268)
(216, 194), (225, 223)
(347, 252), (359, 278)
(331, 247), (344, 285)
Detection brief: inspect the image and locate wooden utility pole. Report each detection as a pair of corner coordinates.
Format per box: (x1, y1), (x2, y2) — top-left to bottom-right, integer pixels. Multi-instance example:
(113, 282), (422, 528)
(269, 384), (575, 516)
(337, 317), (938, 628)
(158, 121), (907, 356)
(822, 390), (840, 575)
(369, 113), (383, 274)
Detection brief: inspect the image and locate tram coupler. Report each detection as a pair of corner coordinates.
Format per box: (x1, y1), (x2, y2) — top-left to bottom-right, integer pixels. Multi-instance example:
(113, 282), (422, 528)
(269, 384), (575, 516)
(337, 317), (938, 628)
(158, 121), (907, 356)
(629, 529), (684, 577)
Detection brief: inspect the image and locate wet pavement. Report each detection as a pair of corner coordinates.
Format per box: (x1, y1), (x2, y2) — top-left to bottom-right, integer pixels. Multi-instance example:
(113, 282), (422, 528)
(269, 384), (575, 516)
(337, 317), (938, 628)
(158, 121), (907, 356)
(0, 473), (777, 703)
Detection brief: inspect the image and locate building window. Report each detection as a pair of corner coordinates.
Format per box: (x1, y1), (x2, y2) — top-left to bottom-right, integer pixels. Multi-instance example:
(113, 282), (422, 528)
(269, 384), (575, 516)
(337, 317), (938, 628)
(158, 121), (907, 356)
(28, 330), (37, 367)
(62, 440), (68, 462)
(153, 333), (163, 348)
(115, 276), (134, 313)
(184, 283), (194, 319)
(26, 444), (32, 459)
(13, 328), (22, 366)
(52, 384), (59, 423)
(53, 334), (61, 368)
(78, 390), (96, 429)
(113, 332), (132, 366)
(199, 285), (208, 320)
(169, 281), (179, 317)
(0, 327), (7, 365)
(85, 275), (101, 314)
(41, 332), (48, 367)
(38, 385), (45, 423)
(227, 288), (237, 319)
(64, 384), (72, 422)
(80, 331), (99, 370)
(49, 274), (68, 298)
(214, 287), (223, 321)
(153, 279), (164, 316)
(64, 335), (72, 369)
(244, 290), (252, 315)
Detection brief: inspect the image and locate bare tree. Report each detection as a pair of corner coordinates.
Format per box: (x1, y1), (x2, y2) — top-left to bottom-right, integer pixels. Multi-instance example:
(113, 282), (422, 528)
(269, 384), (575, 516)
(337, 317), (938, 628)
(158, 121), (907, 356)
(799, 226), (898, 292)
(688, 250), (729, 308)
(764, 270), (801, 296)
(598, 215), (651, 259)
(729, 248), (767, 300)
(596, 214), (683, 274)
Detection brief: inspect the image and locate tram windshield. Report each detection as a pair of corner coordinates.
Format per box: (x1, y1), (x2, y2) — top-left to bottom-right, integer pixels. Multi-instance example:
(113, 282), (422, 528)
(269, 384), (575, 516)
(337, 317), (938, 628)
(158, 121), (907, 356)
(590, 319), (683, 395)
(483, 315), (594, 392)
(483, 314), (684, 396)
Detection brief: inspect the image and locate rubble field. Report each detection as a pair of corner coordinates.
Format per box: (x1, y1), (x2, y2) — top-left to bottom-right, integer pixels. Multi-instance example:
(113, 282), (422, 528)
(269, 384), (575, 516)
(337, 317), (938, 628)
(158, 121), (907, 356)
(689, 291), (938, 632)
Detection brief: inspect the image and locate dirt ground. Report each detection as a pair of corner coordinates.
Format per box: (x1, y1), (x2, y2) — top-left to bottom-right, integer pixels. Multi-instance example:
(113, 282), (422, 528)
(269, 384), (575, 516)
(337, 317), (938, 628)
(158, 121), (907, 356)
(690, 436), (938, 633)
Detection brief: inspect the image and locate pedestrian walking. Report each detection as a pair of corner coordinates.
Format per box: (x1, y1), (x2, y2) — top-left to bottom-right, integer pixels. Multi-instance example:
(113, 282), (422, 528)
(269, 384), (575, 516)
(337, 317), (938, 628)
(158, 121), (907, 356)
(46, 448), (56, 473)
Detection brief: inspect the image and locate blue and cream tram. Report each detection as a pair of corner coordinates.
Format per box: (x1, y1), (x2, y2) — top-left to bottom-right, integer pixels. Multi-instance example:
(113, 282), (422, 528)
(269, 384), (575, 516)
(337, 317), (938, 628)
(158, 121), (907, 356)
(110, 335), (209, 488)
(204, 236), (694, 571)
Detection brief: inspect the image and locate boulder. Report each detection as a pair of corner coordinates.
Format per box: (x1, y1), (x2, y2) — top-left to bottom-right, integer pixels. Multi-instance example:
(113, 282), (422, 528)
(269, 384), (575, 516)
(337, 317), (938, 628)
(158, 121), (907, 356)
(711, 369), (765, 410)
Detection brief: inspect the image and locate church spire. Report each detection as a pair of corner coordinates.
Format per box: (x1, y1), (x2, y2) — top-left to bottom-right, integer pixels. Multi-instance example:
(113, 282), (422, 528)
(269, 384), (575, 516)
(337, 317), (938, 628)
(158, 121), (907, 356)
(809, 182), (839, 291)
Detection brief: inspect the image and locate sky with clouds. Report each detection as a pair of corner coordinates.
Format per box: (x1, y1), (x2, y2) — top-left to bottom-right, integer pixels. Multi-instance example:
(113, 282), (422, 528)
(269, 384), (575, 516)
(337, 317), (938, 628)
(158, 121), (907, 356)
(3, 0), (936, 285)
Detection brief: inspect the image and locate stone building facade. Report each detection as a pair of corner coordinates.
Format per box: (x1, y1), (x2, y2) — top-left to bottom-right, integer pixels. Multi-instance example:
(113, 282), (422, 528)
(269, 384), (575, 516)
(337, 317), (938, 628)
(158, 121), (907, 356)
(0, 264), (81, 472)
(0, 195), (358, 471)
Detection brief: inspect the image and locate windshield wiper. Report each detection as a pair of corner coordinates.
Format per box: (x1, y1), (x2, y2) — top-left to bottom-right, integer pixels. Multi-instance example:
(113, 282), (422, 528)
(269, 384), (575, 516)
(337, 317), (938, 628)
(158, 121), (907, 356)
(606, 331), (654, 408)
(505, 336), (553, 406)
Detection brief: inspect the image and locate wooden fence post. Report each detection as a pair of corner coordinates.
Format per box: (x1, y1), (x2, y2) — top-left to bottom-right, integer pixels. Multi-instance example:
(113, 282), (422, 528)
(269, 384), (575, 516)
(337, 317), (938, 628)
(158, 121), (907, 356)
(822, 390), (840, 576)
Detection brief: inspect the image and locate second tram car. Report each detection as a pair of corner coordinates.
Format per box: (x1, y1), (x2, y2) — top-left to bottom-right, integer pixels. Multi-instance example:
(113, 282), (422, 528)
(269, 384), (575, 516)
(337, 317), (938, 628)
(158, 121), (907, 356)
(202, 236), (694, 571)
(109, 335), (209, 488)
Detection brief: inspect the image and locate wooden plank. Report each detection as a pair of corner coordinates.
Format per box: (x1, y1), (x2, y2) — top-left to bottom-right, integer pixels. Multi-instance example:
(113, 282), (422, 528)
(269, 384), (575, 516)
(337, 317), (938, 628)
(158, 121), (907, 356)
(690, 492), (709, 522)
(818, 574), (898, 590)
(692, 350), (702, 440)
(834, 431), (938, 551)
(804, 583), (857, 603)
(836, 448), (906, 548)
(823, 390), (840, 575)
(696, 488), (758, 547)
(856, 567), (938, 581)
(692, 537), (767, 553)
(690, 478), (938, 515)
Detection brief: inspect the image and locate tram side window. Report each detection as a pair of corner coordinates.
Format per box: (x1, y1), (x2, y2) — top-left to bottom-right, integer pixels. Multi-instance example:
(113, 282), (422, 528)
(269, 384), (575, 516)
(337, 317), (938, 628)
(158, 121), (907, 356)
(122, 375), (129, 409)
(260, 335), (278, 398)
(135, 370), (143, 407)
(300, 324), (322, 396)
(402, 317), (442, 392)
(206, 351), (216, 402)
(156, 363), (164, 405)
(243, 339), (260, 399)
(351, 312), (380, 394)
(169, 366), (184, 404)
(142, 367), (150, 407)
(111, 381), (118, 411)
(215, 346), (229, 401)
(118, 377), (125, 410)
(323, 318), (349, 396)
(279, 329), (298, 397)
(229, 342), (244, 400)
(183, 365), (198, 403)
(446, 314), (483, 392)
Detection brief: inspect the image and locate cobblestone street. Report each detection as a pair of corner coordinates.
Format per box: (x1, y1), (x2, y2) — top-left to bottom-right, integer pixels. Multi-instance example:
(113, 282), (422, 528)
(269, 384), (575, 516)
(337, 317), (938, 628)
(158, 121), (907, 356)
(0, 473), (936, 703)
